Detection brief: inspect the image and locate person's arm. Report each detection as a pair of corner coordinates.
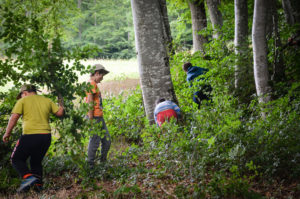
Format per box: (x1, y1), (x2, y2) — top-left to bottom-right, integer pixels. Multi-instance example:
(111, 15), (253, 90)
(172, 102), (181, 118)
(55, 96), (64, 117)
(87, 93), (95, 120)
(55, 106), (64, 117)
(2, 113), (21, 143)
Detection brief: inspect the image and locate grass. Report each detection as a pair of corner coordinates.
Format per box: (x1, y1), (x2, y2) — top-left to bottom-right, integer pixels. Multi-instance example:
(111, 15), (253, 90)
(73, 59), (139, 82)
(0, 59), (139, 92)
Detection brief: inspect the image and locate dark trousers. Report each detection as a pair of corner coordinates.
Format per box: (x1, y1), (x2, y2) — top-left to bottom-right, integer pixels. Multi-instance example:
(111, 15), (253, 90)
(11, 134), (51, 180)
(87, 117), (111, 165)
(193, 85), (212, 109)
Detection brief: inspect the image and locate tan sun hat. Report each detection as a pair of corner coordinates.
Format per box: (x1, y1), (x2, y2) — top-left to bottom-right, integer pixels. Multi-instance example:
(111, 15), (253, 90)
(93, 64), (109, 75)
(16, 84), (41, 100)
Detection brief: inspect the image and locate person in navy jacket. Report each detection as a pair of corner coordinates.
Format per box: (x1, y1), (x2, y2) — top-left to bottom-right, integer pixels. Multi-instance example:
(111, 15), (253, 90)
(183, 62), (211, 109)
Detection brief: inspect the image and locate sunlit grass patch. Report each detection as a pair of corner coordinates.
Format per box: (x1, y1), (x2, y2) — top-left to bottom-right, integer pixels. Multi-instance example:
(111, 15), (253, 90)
(0, 59), (139, 93)
(72, 59), (139, 82)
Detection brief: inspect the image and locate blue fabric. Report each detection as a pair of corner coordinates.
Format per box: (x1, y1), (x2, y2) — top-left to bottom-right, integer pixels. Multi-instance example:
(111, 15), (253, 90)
(186, 66), (208, 83)
(154, 100), (181, 125)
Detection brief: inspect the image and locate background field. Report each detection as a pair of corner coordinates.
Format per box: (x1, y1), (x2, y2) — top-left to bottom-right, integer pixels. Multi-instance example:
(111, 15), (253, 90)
(0, 59), (140, 96)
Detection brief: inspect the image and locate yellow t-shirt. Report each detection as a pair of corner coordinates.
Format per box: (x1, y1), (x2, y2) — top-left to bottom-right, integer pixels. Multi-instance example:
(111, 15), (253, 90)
(12, 95), (59, 135)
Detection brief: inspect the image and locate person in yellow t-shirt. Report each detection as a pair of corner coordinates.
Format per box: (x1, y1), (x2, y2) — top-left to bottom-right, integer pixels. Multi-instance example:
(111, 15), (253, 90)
(85, 64), (111, 167)
(2, 84), (64, 193)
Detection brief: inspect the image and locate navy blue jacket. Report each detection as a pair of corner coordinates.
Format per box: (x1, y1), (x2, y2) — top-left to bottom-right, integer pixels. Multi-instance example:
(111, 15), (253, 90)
(186, 66), (208, 83)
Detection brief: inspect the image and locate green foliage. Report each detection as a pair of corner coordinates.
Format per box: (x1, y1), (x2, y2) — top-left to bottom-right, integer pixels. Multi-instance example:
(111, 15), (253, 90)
(105, 87), (146, 143)
(64, 0), (136, 59)
(0, 0), (299, 198)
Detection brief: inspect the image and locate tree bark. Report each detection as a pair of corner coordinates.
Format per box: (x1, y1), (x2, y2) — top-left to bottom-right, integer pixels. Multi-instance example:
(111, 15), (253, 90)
(188, 0), (208, 53)
(234, 0), (248, 91)
(158, 0), (174, 55)
(282, 0), (300, 25)
(282, 0), (295, 25)
(252, 0), (271, 103)
(271, 0), (285, 83)
(206, 0), (223, 39)
(131, 0), (177, 123)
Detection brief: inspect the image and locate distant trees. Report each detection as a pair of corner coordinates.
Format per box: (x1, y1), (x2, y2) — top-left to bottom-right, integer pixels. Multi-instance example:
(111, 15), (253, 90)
(206, 0), (223, 39)
(131, 0), (177, 123)
(66, 0), (136, 59)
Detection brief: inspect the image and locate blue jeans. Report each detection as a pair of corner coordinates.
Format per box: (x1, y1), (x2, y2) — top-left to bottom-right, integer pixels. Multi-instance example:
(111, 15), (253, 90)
(87, 117), (111, 165)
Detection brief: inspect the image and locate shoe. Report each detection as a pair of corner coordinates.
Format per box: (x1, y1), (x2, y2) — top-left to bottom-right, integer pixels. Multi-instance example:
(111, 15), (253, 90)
(33, 182), (43, 192)
(17, 176), (38, 193)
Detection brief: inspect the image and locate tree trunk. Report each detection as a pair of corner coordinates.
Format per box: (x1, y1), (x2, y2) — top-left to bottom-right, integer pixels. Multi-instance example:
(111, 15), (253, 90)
(158, 0), (174, 55)
(78, 0), (82, 40)
(131, 0), (177, 124)
(272, 0), (285, 83)
(206, 0), (223, 39)
(282, 0), (300, 25)
(188, 0), (208, 53)
(282, 0), (295, 25)
(252, 0), (271, 104)
(234, 0), (248, 91)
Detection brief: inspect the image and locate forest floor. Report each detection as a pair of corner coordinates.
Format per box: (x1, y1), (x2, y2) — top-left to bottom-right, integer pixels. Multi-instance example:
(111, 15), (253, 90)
(2, 137), (299, 199)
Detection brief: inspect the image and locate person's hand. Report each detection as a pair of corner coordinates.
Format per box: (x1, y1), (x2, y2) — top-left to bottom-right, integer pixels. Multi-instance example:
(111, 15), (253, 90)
(2, 132), (10, 143)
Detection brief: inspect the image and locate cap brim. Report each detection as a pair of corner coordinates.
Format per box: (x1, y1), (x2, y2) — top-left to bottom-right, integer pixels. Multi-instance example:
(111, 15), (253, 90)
(102, 70), (109, 76)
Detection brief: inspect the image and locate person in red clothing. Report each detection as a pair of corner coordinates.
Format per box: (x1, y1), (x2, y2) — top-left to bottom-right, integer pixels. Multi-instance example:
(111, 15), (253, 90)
(154, 98), (181, 127)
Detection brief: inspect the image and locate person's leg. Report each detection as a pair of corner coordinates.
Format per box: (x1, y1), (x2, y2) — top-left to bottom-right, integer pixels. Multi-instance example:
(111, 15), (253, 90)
(11, 136), (31, 178)
(193, 91), (202, 109)
(99, 117), (111, 162)
(30, 134), (51, 181)
(87, 118), (102, 166)
(11, 135), (39, 192)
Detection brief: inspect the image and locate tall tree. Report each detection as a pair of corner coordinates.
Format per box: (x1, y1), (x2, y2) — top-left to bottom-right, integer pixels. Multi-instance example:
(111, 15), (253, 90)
(188, 0), (208, 53)
(131, 0), (177, 123)
(252, 0), (271, 104)
(234, 0), (248, 91)
(206, 0), (223, 39)
(158, 0), (174, 54)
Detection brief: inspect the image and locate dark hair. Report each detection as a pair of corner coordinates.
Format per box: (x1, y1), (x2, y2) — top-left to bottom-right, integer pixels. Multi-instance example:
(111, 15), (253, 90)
(156, 98), (166, 105)
(90, 69), (105, 77)
(182, 62), (192, 72)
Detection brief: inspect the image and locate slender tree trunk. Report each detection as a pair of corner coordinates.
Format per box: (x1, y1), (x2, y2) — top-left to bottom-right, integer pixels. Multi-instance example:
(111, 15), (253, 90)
(234, 0), (248, 91)
(158, 0), (174, 55)
(282, 0), (295, 25)
(131, 0), (177, 123)
(188, 0), (208, 53)
(282, 0), (300, 25)
(78, 0), (82, 40)
(272, 0), (285, 83)
(252, 0), (271, 103)
(206, 0), (223, 39)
